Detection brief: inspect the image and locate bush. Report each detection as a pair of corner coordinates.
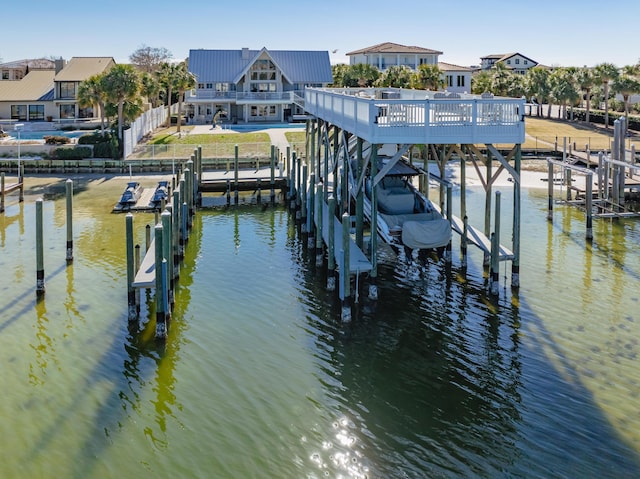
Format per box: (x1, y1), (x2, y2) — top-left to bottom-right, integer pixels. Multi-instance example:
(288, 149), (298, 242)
(78, 131), (119, 158)
(51, 146), (92, 160)
(44, 135), (71, 145)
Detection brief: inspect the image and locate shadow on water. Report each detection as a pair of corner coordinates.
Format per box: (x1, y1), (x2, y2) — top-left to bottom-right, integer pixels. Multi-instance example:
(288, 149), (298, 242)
(290, 217), (640, 477)
(24, 208), (203, 479)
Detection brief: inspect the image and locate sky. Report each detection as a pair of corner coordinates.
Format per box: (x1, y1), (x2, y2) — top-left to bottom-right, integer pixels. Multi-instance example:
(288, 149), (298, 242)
(2, 0), (639, 69)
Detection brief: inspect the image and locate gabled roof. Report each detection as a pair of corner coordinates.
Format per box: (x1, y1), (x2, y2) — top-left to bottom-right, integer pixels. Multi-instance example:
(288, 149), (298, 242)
(0, 58), (56, 70)
(346, 42), (443, 56)
(54, 57), (115, 81)
(188, 48), (333, 84)
(481, 52), (538, 65)
(438, 62), (473, 72)
(0, 70), (55, 101)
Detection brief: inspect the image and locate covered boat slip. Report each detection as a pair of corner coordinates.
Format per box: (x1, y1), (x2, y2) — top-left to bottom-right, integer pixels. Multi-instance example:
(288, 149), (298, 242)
(302, 87), (523, 294)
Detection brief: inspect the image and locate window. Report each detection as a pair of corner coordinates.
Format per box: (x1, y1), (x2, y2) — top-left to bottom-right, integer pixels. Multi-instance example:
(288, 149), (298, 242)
(251, 71), (276, 81)
(78, 106), (93, 119)
(457, 75), (465, 87)
(506, 60), (511, 65)
(524, 60), (528, 65)
(447, 75), (453, 87)
(59, 104), (75, 119)
(11, 105), (27, 120)
(250, 105), (277, 118)
(2, 70), (9, 79)
(216, 83), (234, 92)
(250, 83), (276, 93)
(515, 59), (520, 65)
(59, 81), (76, 98)
(29, 105), (45, 121)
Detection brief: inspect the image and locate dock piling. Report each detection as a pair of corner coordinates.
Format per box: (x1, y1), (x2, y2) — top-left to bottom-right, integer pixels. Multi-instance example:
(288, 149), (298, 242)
(35, 198), (45, 296)
(126, 213), (137, 321)
(65, 179), (73, 263)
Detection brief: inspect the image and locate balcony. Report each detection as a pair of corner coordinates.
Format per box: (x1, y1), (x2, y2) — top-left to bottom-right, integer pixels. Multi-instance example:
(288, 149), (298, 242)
(185, 91), (296, 104)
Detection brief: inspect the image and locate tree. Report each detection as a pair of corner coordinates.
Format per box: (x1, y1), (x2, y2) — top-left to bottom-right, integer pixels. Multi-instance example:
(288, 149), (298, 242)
(377, 65), (413, 88)
(343, 63), (380, 88)
(140, 72), (161, 108)
(471, 71), (492, 94)
(523, 67), (551, 117)
(330, 64), (350, 87)
(411, 64), (444, 90)
(549, 68), (579, 120)
(101, 64), (141, 157)
(129, 45), (173, 74)
(158, 62), (180, 127)
(490, 62), (513, 97)
(77, 74), (108, 132)
(173, 62), (197, 134)
(612, 71), (640, 130)
(575, 67), (595, 123)
(593, 62), (619, 129)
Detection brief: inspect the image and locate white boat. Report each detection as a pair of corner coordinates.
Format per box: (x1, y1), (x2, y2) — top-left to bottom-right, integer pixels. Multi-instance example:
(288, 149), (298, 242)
(347, 143), (452, 252)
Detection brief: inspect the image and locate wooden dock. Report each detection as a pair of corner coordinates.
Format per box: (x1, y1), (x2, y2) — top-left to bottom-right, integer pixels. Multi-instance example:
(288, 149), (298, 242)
(200, 166), (286, 193)
(1, 175), (23, 213)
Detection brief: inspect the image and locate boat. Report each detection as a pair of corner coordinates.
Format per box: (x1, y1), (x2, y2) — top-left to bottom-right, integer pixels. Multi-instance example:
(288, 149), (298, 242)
(347, 143), (452, 253)
(115, 181), (141, 211)
(150, 180), (170, 208)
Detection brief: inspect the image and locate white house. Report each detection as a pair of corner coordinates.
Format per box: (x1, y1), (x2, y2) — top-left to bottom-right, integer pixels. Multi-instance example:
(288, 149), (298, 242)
(346, 42), (442, 71)
(480, 53), (538, 75)
(185, 47), (333, 124)
(439, 62), (473, 94)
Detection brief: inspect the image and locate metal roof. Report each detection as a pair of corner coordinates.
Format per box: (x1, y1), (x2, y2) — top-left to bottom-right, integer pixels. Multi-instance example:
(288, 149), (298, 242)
(188, 48), (333, 84)
(0, 70), (55, 102)
(54, 57), (115, 81)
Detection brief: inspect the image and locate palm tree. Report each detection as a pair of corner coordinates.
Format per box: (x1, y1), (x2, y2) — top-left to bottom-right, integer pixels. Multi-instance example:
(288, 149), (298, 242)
(174, 62), (197, 134)
(330, 64), (350, 87)
(593, 62), (619, 129)
(411, 64), (444, 90)
(523, 67), (551, 117)
(77, 74), (108, 132)
(377, 65), (413, 88)
(490, 62), (513, 97)
(101, 64), (141, 156)
(471, 71), (492, 94)
(612, 71), (640, 130)
(575, 67), (595, 123)
(140, 72), (161, 108)
(549, 68), (579, 120)
(344, 63), (380, 88)
(158, 62), (180, 127)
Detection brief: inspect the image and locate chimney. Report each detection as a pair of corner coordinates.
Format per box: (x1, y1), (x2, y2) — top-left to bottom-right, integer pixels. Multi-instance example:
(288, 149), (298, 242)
(241, 48), (249, 60)
(55, 57), (67, 74)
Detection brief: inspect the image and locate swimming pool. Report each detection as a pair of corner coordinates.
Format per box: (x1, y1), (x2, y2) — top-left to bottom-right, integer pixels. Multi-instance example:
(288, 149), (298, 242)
(7, 130), (91, 140)
(229, 123), (306, 132)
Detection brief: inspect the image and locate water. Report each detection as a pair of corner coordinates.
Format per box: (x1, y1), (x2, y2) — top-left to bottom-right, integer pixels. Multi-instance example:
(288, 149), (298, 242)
(1, 175), (640, 478)
(7, 130), (90, 141)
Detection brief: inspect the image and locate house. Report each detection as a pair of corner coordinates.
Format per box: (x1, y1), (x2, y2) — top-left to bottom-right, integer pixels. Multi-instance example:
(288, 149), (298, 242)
(480, 53), (538, 75)
(0, 56), (114, 123)
(346, 42), (442, 71)
(185, 47), (333, 124)
(438, 62), (473, 94)
(0, 58), (56, 81)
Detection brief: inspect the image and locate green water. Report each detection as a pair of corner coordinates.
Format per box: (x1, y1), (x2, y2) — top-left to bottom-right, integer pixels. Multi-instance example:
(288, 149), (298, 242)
(1, 175), (640, 478)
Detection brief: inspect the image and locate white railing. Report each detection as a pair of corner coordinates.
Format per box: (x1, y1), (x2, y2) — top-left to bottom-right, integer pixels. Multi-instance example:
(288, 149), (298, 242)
(303, 87), (525, 145)
(185, 90), (305, 103)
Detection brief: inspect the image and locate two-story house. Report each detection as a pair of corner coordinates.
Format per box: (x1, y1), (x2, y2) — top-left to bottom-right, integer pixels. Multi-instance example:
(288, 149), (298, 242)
(185, 47), (333, 124)
(346, 42), (442, 71)
(0, 58), (56, 81)
(439, 62), (474, 94)
(0, 56), (114, 123)
(480, 53), (538, 75)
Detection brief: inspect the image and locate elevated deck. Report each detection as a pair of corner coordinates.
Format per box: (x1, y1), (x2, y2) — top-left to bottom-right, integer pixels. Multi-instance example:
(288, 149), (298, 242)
(304, 87), (525, 145)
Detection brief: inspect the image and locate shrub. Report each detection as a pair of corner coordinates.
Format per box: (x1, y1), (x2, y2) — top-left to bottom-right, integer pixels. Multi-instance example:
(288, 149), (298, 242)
(44, 135), (71, 145)
(78, 131), (119, 158)
(51, 146), (92, 160)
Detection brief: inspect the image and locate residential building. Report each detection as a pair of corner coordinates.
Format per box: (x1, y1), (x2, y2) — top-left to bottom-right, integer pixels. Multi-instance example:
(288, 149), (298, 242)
(480, 53), (538, 75)
(0, 57), (114, 123)
(0, 58), (55, 81)
(346, 42), (442, 71)
(439, 62), (473, 94)
(185, 47), (333, 124)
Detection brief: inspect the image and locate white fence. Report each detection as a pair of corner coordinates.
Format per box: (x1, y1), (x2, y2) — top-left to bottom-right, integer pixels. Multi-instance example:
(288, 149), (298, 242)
(123, 106), (168, 158)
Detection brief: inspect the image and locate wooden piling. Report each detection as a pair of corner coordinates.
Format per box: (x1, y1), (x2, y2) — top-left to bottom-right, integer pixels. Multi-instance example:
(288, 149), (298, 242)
(368, 146), (378, 301)
(162, 209), (173, 309)
(512, 145), (521, 288)
(300, 164), (308, 232)
(134, 244), (141, 313)
(154, 223), (167, 339)
(444, 184), (452, 263)
(316, 182), (324, 266)
(307, 173), (316, 249)
(327, 195), (336, 291)
(1, 172), (4, 213)
(461, 215), (468, 269)
(35, 198), (45, 296)
(586, 172), (593, 240)
(341, 211), (351, 322)
(289, 152), (297, 211)
(547, 160), (554, 221)
(65, 179), (73, 263)
(270, 144), (276, 204)
(490, 191), (501, 295)
(126, 213), (137, 321)
(234, 144), (239, 205)
(355, 138), (364, 249)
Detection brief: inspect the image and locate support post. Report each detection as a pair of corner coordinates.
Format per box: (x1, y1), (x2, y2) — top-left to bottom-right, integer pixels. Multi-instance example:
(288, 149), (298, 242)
(307, 173), (316, 250)
(444, 184), (452, 264)
(270, 144), (276, 204)
(234, 144), (239, 205)
(547, 160), (554, 221)
(368, 145), (378, 300)
(341, 212), (351, 322)
(300, 164), (308, 232)
(355, 137), (364, 249)
(461, 215), (468, 270)
(512, 145), (521, 288)
(316, 182), (324, 266)
(155, 223), (167, 339)
(483, 149), (492, 266)
(36, 198), (45, 296)
(0, 172), (4, 213)
(490, 191), (501, 295)
(586, 172), (593, 240)
(162, 210), (173, 310)
(327, 195), (336, 291)
(65, 179), (73, 263)
(126, 213), (137, 321)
